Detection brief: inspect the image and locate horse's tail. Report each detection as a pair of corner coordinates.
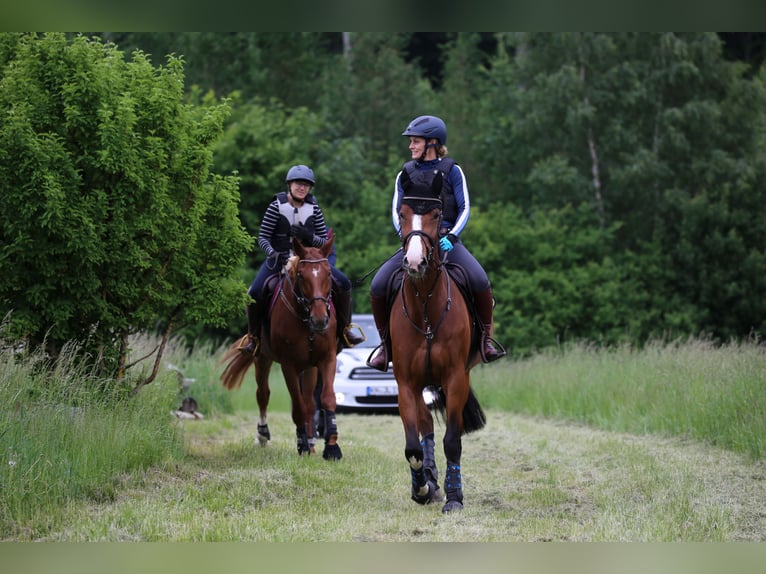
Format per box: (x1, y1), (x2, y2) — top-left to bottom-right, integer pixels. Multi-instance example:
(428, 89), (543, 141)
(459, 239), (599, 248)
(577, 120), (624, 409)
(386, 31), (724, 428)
(430, 386), (486, 435)
(462, 387), (486, 433)
(219, 336), (254, 390)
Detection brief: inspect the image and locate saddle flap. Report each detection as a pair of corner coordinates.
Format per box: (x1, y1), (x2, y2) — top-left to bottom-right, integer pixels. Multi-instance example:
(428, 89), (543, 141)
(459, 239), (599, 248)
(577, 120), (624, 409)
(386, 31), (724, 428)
(264, 274), (282, 318)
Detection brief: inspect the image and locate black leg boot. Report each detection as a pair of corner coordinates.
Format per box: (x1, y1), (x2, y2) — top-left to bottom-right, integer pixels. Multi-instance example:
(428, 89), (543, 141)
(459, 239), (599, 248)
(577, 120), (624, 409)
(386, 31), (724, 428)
(475, 288), (507, 362)
(366, 294), (390, 372)
(240, 299), (263, 357)
(334, 286), (364, 348)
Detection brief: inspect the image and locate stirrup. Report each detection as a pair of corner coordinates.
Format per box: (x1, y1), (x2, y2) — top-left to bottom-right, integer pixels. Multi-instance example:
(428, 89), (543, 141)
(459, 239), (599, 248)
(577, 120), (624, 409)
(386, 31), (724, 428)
(343, 323), (366, 347)
(237, 334), (259, 357)
(480, 335), (506, 363)
(366, 345), (389, 372)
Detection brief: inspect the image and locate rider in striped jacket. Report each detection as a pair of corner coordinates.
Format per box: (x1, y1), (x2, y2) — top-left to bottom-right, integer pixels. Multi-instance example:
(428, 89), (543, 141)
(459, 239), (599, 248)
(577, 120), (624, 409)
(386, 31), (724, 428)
(240, 164), (364, 356)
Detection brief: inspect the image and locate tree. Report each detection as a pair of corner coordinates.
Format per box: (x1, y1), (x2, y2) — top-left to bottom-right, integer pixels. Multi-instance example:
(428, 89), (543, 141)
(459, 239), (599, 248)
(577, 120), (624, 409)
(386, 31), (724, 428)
(0, 33), (252, 379)
(477, 32), (766, 342)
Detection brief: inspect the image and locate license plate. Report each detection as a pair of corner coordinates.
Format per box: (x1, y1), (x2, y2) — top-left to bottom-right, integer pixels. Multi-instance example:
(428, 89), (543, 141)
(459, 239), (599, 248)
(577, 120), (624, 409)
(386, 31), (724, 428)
(366, 385), (397, 396)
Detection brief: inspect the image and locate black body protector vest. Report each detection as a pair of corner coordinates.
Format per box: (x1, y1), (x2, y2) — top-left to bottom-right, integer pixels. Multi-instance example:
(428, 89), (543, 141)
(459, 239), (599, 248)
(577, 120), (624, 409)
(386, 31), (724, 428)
(271, 191), (318, 254)
(402, 157), (458, 232)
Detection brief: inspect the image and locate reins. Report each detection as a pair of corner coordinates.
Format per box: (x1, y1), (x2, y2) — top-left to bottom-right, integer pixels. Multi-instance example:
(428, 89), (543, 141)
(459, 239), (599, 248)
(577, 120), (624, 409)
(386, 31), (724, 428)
(399, 228), (453, 377)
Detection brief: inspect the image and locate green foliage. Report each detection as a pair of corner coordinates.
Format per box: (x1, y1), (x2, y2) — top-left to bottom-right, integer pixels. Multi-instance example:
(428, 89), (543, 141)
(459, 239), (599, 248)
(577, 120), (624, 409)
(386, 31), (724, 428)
(0, 33), (251, 373)
(466, 203), (641, 354)
(3, 32), (766, 357)
(0, 334), (184, 538)
(473, 32), (766, 344)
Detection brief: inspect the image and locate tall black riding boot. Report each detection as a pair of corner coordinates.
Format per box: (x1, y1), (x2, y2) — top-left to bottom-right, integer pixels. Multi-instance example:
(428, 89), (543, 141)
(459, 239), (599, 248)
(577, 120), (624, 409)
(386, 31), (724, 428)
(333, 286), (365, 348)
(366, 294), (390, 372)
(240, 299), (264, 357)
(475, 288), (507, 363)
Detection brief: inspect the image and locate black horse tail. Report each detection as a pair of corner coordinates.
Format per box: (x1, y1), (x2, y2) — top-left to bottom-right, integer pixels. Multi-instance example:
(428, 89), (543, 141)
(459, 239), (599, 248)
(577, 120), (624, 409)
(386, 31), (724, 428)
(430, 386), (486, 435)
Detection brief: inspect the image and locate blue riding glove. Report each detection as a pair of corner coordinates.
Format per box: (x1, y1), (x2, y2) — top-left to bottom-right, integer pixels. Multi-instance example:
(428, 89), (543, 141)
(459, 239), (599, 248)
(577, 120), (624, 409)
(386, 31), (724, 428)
(439, 235), (454, 252)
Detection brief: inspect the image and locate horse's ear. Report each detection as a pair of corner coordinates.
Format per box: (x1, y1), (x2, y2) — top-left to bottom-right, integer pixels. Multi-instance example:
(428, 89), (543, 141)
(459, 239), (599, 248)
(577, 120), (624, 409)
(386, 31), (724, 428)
(321, 232), (335, 257)
(292, 236), (305, 257)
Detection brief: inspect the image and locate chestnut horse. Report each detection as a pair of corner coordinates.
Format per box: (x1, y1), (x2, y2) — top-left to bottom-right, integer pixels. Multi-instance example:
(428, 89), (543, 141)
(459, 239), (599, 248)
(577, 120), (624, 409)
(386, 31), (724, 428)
(220, 235), (342, 460)
(391, 195), (486, 512)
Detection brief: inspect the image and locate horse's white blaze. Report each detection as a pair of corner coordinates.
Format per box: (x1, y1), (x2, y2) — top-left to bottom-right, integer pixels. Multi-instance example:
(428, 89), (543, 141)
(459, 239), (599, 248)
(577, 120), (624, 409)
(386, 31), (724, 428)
(312, 267), (319, 278)
(404, 214), (424, 269)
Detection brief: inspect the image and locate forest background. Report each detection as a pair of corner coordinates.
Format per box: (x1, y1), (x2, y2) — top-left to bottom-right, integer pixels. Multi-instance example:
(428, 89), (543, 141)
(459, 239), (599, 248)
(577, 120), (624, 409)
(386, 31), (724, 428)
(2, 32), (766, 369)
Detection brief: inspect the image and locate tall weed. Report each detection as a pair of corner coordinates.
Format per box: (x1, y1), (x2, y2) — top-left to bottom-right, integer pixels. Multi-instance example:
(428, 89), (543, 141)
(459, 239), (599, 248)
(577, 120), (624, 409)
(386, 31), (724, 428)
(0, 335), (184, 538)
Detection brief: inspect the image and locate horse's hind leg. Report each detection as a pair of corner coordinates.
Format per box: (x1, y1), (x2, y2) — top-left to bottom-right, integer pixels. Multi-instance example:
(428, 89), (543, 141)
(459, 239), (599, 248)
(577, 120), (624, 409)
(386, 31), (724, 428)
(254, 356), (272, 446)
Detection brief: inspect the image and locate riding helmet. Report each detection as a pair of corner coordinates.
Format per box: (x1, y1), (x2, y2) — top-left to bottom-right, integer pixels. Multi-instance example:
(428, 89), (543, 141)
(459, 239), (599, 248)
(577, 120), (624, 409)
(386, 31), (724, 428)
(285, 164), (316, 185)
(401, 115), (447, 145)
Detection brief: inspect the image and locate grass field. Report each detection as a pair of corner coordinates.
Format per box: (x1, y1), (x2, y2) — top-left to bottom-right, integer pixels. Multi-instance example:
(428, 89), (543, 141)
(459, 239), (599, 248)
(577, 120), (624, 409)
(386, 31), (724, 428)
(1, 334), (764, 542)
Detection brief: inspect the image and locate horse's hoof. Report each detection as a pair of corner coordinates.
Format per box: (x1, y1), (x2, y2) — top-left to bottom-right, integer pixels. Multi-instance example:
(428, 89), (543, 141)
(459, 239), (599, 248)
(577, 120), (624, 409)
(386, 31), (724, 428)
(322, 443), (342, 461)
(411, 482), (435, 505)
(442, 500), (464, 513)
(429, 482), (444, 503)
(256, 424), (270, 447)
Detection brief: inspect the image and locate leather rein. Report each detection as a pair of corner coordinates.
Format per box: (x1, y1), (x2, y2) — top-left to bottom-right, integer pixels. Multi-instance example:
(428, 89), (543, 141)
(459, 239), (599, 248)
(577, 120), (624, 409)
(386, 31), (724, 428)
(278, 256), (333, 359)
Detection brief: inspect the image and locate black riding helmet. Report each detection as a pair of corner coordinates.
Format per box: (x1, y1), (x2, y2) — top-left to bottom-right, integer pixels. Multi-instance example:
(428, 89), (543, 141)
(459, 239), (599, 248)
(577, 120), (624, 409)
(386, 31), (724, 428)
(401, 115), (447, 146)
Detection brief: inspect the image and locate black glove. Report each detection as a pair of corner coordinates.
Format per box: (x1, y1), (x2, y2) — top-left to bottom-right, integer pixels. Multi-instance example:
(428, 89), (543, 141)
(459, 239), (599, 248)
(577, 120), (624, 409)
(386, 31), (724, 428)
(291, 223), (314, 244)
(270, 252), (289, 269)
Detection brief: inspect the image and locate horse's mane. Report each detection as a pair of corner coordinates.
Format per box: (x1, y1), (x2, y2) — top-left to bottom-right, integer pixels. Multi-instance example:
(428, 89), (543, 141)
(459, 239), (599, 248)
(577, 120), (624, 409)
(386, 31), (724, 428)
(284, 255), (299, 278)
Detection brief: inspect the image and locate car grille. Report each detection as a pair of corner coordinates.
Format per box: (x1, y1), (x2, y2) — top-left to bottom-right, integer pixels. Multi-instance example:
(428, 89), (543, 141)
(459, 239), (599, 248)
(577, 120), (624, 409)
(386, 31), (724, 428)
(356, 395), (398, 405)
(348, 366), (396, 381)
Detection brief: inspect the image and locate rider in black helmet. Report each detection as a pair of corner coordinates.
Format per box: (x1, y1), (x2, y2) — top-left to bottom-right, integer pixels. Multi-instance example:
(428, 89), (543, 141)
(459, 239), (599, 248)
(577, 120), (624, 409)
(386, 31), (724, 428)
(240, 164), (364, 356)
(366, 115), (506, 370)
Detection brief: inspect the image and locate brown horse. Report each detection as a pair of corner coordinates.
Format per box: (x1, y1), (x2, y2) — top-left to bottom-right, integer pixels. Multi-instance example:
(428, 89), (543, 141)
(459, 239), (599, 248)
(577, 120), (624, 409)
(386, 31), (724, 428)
(220, 235), (342, 460)
(390, 194), (486, 512)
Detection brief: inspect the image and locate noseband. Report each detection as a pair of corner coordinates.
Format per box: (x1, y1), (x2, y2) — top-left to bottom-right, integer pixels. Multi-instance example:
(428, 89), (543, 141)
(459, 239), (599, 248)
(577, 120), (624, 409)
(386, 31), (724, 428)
(285, 257), (332, 331)
(400, 195), (443, 268)
(402, 229), (438, 266)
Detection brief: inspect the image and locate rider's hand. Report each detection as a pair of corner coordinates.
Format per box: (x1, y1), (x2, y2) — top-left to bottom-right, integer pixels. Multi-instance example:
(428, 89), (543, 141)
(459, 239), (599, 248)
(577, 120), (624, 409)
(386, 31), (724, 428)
(291, 223), (314, 244)
(439, 235), (454, 252)
(270, 252), (289, 269)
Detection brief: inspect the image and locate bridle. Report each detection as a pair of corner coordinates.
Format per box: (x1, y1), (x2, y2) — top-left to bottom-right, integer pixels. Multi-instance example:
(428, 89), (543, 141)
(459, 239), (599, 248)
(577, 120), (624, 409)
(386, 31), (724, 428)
(281, 256), (332, 333)
(399, 199), (453, 375)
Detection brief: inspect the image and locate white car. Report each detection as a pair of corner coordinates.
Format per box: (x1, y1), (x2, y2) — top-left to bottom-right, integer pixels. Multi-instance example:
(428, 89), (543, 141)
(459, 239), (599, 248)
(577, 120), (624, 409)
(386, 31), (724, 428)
(332, 314), (436, 413)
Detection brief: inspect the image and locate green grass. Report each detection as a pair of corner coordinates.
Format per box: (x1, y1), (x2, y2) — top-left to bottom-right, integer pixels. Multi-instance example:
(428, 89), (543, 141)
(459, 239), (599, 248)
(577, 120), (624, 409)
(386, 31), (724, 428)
(473, 337), (766, 460)
(1, 333), (764, 540)
(0, 335), (184, 537)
